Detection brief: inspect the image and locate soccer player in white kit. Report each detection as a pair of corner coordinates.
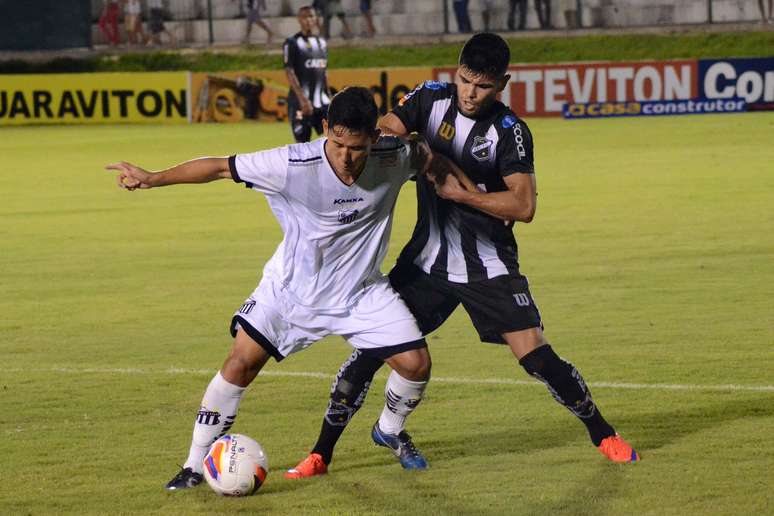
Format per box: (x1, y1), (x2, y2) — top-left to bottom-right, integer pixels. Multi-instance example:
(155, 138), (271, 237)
(106, 87), (433, 490)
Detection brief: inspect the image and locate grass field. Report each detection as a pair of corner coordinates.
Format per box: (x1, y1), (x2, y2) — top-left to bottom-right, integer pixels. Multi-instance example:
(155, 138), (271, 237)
(1, 114), (773, 515)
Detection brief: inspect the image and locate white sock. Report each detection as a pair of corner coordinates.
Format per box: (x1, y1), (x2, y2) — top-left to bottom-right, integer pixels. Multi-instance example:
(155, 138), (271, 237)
(377, 370), (427, 435)
(183, 372), (246, 473)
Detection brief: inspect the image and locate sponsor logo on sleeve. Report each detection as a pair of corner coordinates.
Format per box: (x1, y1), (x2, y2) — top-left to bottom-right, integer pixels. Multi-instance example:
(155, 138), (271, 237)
(422, 80), (447, 90)
(512, 123), (526, 159)
(501, 114), (517, 128)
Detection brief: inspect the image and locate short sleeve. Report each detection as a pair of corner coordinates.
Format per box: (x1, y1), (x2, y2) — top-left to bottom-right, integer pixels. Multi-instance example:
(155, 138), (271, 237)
(229, 146), (289, 193)
(391, 80), (449, 134)
(496, 114), (535, 176)
(282, 38), (297, 68)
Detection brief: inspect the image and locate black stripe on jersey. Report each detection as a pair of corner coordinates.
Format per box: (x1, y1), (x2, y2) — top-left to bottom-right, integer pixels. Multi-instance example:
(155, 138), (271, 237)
(228, 155), (240, 182)
(427, 101), (459, 277)
(289, 156), (322, 163)
(228, 154), (253, 189)
(494, 233), (520, 276)
(459, 219), (487, 282)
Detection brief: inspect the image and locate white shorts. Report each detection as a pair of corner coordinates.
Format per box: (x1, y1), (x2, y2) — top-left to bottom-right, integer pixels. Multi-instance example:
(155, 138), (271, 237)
(230, 276), (424, 361)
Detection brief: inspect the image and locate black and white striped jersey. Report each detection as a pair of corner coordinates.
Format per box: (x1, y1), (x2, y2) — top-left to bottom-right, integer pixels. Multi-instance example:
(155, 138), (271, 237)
(392, 80), (535, 284)
(282, 32), (331, 109)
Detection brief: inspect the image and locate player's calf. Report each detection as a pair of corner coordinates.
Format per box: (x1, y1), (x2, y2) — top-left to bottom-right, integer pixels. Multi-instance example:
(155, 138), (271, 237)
(519, 344), (617, 447)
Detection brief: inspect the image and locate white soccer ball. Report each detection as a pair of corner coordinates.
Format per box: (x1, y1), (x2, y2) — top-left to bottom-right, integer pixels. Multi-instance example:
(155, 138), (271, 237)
(203, 434), (268, 496)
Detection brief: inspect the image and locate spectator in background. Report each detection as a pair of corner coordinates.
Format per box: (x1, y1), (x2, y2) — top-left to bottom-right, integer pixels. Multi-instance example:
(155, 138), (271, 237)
(147, 0), (177, 46)
(535, 0), (552, 29)
(322, 0), (353, 39)
(360, 0), (376, 38)
(312, 0), (326, 33)
(243, 0), (275, 44)
(452, 0), (472, 33)
(507, 0), (527, 30)
(758, 0), (773, 23)
(124, 0), (147, 46)
(481, 0), (495, 31)
(98, 0), (121, 46)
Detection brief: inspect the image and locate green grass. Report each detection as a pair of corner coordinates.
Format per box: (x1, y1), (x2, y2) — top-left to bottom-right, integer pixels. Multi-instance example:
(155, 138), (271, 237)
(1, 114), (773, 514)
(2, 31), (773, 73)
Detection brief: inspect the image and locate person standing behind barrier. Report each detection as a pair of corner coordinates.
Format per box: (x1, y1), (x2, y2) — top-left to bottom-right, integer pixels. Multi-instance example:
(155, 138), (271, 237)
(452, 0), (472, 33)
(322, 0), (353, 39)
(283, 6), (331, 143)
(98, 0), (121, 46)
(147, 0), (177, 46)
(507, 0), (527, 30)
(481, 0), (496, 31)
(360, 0), (376, 38)
(123, 0), (147, 45)
(535, 0), (552, 29)
(243, 0), (275, 45)
(758, 0), (773, 23)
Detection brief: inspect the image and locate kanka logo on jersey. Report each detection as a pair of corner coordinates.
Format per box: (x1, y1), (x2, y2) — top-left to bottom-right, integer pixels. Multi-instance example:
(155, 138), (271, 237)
(333, 197), (364, 205)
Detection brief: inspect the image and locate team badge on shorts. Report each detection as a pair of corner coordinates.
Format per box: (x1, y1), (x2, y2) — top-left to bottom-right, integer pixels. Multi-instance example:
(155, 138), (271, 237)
(471, 135), (493, 162)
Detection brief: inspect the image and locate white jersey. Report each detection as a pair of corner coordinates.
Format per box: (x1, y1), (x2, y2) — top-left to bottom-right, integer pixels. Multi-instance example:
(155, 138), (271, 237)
(229, 137), (415, 311)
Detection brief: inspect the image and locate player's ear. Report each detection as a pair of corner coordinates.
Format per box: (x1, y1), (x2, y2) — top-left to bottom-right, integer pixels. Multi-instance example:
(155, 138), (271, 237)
(322, 118), (329, 135)
(497, 74), (511, 93)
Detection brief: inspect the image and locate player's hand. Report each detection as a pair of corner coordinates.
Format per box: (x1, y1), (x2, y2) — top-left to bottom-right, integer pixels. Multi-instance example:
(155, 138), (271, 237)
(300, 98), (314, 116)
(432, 172), (468, 202)
(106, 161), (154, 190)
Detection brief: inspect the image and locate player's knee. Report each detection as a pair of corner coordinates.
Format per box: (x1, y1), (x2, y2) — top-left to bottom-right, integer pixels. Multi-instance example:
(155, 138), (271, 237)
(221, 349), (262, 386)
(391, 348), (431, 381)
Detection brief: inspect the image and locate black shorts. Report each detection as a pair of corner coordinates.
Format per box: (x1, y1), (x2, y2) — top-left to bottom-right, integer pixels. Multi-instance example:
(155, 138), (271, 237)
(287, 94), (327, 143)
(149, 8), (165, 34)
(388, 263), (542, 344)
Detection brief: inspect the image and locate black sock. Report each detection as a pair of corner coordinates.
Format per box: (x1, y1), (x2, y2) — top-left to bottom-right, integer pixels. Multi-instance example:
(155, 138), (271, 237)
(519, 344), (615, 446)
(311, 350), (385, 464)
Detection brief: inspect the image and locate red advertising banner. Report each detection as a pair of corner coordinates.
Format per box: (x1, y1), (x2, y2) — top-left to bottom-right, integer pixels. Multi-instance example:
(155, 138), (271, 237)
(434, 60), (699, 117)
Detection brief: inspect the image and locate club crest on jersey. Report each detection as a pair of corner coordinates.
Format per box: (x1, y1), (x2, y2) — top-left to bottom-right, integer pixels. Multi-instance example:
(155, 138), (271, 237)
(437, 121), (455, 141)
(338, 209), (360, 224)
(471, 136), (493, 162)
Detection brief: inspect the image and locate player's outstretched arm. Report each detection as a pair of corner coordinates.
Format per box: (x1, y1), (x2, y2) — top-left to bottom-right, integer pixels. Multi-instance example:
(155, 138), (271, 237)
(430, 154), (536, 223)
(106, 158), (232, 190)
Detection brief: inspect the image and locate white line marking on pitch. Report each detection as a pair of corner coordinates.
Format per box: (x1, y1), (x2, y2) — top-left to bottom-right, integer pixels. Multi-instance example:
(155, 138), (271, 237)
(8, 367), (774, 393)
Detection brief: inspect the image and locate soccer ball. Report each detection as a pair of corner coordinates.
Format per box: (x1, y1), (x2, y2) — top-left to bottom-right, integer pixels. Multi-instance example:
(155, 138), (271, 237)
(203, 434), (268, 496)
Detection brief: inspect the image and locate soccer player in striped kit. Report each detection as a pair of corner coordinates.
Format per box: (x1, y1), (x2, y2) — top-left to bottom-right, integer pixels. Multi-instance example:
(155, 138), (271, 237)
(283, 5), (331, 143)
(286, 33), (639, 479)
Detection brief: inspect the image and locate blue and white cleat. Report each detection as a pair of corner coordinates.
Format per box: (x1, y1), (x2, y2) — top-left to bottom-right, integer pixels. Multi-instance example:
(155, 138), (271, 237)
(371, 422), (428, 470)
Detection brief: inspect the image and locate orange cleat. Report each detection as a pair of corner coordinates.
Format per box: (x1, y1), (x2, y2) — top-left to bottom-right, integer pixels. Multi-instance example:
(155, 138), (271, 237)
(598, 434), (640, 463)
(284, 453), (328, 479)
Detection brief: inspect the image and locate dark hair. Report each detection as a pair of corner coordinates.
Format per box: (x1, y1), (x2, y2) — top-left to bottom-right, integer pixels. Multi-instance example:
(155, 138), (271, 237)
(459, 33), (511, 77)
(326, 87), (378, 134)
